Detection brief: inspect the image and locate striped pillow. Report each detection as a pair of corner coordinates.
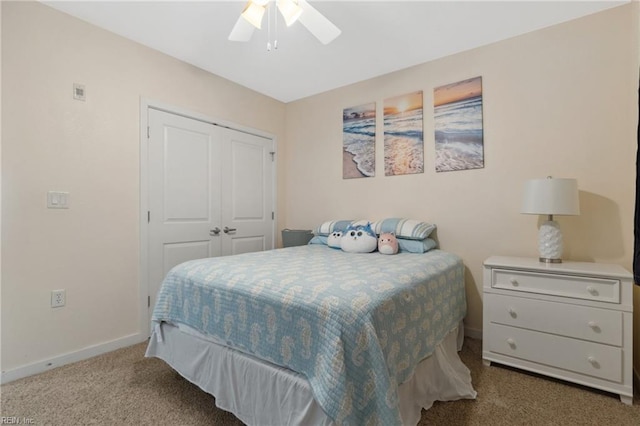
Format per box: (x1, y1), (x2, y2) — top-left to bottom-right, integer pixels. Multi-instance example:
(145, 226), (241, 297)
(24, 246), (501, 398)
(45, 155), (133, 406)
(315, 219), (372, 236)
(372, 218), (436, 240)
(314, 220), (354, 236)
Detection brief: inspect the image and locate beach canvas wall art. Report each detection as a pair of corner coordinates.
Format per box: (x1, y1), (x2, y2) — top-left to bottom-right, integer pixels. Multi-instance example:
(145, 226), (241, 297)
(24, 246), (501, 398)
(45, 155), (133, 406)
(434, 76), (484, 172)
(383, 91), (424, 176)
(343, 103), (376, 179)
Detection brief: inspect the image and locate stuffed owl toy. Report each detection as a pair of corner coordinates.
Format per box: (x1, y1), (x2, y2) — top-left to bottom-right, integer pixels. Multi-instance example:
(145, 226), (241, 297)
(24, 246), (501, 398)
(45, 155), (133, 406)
(378, 232), (399, 255)
(340, 223), (378, 253)
(327, 231), (343, 249)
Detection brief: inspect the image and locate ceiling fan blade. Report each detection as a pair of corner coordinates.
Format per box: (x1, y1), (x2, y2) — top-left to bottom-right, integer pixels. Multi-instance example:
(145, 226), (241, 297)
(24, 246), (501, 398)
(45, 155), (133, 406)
(297, 0), (341, 45)
(228, 15), (255, 42)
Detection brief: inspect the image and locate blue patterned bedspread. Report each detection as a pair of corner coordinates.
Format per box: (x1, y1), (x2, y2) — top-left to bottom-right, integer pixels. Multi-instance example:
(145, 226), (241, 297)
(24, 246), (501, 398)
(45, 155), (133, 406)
(152, 245), (466, 425)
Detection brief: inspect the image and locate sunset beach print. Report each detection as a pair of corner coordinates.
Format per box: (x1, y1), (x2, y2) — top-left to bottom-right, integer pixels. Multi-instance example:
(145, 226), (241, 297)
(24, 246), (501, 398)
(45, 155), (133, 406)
(383, 91), (424, 176)
(434, 76), (484, 172)
(343, 102), (376, 178)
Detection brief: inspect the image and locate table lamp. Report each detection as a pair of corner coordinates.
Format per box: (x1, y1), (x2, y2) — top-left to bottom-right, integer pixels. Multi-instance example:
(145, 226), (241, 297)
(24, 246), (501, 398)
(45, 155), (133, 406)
(521, 177), (580, 263)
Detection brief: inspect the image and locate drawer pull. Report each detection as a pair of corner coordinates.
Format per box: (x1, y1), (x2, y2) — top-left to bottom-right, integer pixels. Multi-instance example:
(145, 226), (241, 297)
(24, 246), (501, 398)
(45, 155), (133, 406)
(508, 308), (517, 318)
(586, 286), (599, 296)
(506, 338), (516, 349)
(587, 356), (601, 369)
(509, 277), (519, 286)
(587, 321), (601, 333)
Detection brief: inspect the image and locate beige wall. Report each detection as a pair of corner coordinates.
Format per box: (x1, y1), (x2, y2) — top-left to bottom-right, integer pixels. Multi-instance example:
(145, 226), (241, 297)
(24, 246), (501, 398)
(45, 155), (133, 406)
(1, 2), (286, 371)
(284, 4), (639, 366)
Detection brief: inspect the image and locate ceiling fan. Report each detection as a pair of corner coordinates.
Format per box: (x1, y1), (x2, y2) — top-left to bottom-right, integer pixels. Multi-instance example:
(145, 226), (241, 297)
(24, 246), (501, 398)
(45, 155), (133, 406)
(229, 0), (341, 45)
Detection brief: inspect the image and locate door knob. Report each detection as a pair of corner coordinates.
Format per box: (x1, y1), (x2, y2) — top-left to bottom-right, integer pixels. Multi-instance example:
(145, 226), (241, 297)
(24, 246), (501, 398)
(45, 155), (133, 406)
(210, 227), (221, 236)
(223, 226), (237, 234)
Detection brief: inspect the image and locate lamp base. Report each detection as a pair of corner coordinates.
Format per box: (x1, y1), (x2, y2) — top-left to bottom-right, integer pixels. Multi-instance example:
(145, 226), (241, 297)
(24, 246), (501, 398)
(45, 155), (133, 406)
(538, 219), (563, 263)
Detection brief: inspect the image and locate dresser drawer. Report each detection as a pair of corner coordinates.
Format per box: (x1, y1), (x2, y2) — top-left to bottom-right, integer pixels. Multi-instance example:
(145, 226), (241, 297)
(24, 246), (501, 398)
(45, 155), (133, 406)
(491, 269), (620, 303)
(485, 293), (623, 346)
(486, 323), (622, 382)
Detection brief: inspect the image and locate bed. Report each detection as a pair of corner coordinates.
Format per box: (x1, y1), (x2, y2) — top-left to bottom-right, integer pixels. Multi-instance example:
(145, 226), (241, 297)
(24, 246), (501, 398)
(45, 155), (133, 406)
(145, 243), (476, 425)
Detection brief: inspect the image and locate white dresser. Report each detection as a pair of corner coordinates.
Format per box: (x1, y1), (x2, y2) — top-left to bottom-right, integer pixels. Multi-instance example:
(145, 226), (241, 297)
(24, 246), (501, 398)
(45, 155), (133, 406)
(482, 256), (633, 404)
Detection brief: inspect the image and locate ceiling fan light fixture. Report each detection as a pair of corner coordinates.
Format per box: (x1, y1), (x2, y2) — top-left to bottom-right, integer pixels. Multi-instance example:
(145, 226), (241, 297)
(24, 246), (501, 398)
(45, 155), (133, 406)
(229, 0), (340, 46)
(241, 1), (266, 29)
(277, 0), (303, 27)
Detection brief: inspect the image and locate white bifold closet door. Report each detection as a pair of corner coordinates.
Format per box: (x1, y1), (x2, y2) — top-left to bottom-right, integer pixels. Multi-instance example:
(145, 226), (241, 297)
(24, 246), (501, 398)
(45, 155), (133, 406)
(147, 108), (274, 323)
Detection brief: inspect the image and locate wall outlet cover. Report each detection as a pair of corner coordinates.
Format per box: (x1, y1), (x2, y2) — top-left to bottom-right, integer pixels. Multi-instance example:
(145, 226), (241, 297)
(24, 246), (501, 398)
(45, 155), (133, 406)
(51, 290), (66, 308)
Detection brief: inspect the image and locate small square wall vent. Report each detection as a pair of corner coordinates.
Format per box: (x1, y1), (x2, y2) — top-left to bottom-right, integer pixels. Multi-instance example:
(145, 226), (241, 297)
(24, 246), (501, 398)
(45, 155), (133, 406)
(73, 83), (86, 101)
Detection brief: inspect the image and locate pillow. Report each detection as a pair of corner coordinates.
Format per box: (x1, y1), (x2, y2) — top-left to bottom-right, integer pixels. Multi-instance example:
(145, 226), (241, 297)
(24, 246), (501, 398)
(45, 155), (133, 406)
(371, 218), (436, 240)
(314, 220), (354, 237)
(397, 237), (437, 253)
(311, 235), (435, 253)
(308, 235), (328, 245)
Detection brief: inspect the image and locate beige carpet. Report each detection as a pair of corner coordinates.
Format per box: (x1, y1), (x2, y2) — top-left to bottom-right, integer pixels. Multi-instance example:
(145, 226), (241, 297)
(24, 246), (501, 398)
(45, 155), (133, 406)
(2, 338), (638, 425)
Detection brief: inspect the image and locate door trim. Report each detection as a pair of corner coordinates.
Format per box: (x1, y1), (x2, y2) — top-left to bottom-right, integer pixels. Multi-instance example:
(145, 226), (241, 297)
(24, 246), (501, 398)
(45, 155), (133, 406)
(138, 97), (277, 337)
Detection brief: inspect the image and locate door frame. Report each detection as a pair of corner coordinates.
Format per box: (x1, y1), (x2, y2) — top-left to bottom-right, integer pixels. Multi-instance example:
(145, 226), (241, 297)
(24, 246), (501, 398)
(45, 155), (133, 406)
(138, 98), (278, 337)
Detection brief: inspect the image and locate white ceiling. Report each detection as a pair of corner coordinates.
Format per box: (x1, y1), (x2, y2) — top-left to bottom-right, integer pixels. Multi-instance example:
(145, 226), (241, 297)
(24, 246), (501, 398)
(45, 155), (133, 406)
(43, 1), (628, 103)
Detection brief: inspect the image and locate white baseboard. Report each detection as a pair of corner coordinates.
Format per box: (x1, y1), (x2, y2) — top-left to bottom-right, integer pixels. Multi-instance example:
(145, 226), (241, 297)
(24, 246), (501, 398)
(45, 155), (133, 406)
(1, 332), (146, 385)
(464, 326), (483, 340)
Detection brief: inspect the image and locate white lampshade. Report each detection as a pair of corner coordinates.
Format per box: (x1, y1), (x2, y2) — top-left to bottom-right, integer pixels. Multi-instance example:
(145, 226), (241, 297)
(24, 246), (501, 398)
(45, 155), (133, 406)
(521, 177), (580, 263)
(277, 0), (303, 26)
(241, 1), (266, 29)
(521, 177), (580, 216)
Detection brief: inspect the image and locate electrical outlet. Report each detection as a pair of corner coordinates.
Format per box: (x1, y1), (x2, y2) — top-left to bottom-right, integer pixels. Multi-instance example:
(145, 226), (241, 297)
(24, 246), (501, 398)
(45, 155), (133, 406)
(51, 290), (66, 308)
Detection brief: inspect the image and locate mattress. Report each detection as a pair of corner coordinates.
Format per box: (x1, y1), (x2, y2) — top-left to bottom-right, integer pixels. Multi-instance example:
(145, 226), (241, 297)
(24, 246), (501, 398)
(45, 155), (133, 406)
(150, 245), (470, 425)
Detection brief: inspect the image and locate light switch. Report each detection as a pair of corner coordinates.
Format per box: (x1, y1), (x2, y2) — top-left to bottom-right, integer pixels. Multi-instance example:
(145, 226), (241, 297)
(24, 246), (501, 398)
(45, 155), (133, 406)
(47, 191), (70, 209)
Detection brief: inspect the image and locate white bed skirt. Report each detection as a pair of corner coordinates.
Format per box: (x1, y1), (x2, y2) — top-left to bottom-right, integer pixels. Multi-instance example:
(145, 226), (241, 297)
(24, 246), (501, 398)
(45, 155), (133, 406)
(146, 322), (476, 426)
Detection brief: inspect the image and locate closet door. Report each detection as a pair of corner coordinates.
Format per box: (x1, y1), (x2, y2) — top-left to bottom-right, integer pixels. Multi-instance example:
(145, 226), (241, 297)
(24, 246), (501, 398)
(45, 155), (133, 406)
(147, 109), (222, 320)
(146, 108), (275, 325)
(220, 128), (274, 255)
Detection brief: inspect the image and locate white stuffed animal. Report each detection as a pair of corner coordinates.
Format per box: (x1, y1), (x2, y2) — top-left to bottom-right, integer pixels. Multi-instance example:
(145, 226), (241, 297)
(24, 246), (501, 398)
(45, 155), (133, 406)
(327, 231), (343, 249)
(340, 223), (378, 253)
